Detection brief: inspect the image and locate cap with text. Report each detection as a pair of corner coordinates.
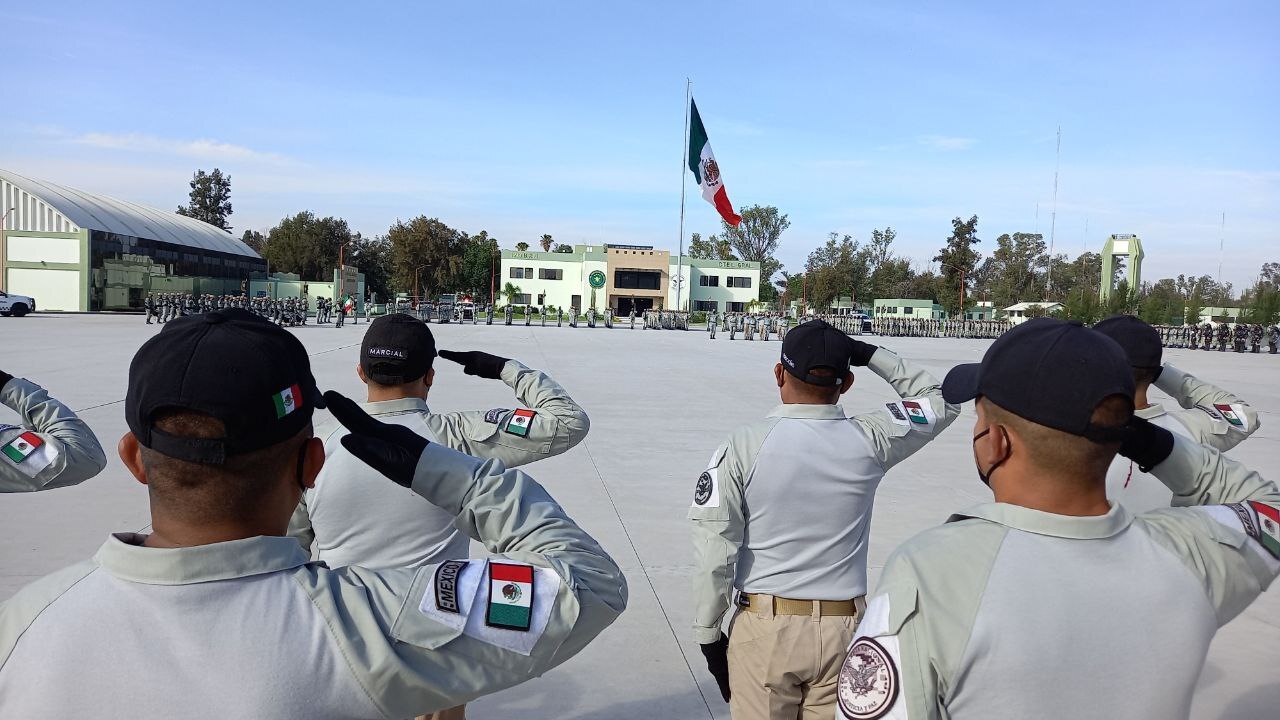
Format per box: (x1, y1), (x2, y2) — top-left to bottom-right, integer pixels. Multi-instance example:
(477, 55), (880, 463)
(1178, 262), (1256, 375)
(780, 319), (855, 387)
(361, 313), (437, 385)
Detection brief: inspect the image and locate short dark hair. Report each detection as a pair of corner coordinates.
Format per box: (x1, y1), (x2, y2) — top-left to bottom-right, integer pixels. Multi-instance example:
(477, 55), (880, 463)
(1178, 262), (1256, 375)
(786, 366), (842, 403)
(1132, 367), (1160, 387)
(139, 410), (309, 522)
(983, 395), (1131, 483)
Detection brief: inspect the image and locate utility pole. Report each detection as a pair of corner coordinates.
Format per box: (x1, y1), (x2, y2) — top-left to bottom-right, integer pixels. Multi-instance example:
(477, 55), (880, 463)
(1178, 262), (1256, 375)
(1047, 126), (1060, 296)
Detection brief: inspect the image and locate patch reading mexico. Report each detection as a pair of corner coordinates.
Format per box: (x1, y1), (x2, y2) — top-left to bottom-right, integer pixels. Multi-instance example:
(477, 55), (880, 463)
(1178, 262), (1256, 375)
(504, 408), (536, 437)
(434, 560), (468, 614)
(486, 562), (535, 631)
(484, 408), (509, 424)
(884, 403), (907, 423)
(273, 384), (303, 419)
(1249, 501), (1280, 559)
(694, 472), (713, 505)
(838, 637), (899, 720)
(1213, 403), (1249, 431)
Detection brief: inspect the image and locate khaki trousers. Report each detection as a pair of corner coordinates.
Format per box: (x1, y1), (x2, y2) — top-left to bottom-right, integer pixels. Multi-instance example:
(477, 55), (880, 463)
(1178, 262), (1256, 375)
(416, 705), (465, 720)
(726, 601), (864, 720)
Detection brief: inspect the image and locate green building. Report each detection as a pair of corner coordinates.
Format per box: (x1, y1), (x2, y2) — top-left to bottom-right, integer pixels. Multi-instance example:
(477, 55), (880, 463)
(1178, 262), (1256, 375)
(873, 298), (946, 320)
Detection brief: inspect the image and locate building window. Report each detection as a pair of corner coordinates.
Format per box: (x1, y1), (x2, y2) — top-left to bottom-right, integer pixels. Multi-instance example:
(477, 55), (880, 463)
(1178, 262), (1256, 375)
(903, 306), (913, 315)
(538, 268), (563, 280)
(537, 293), (546, 305)
(726, 302), (746, 312)
(571, 294), (582, 309)
(509, 268), (524, 279)
(727, 276), (752, 288)
(512, 293), (531, 305)
(699, 275), (720, 287)
(694, 300), (718, 311)
(614, 270), (661, 290)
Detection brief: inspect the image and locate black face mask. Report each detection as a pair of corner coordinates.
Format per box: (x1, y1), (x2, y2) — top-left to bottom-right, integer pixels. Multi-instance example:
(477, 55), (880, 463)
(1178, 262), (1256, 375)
(973, 426), (1011, 488)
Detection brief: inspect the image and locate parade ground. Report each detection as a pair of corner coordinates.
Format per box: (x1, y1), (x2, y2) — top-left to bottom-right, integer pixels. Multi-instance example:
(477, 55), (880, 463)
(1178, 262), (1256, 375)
(2, 313), (1277, 720)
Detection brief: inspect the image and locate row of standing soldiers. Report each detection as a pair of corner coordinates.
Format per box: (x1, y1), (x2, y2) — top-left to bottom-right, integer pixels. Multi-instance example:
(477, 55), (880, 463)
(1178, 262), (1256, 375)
(1153, 323), (1279, 354)
(872, 317), (1014, 338)
(146, 294), (358, 328)
(706, 312), (790, 340)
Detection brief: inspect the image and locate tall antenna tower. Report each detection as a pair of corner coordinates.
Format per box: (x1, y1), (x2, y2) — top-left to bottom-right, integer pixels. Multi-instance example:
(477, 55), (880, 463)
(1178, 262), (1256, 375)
(1047, 126), (1060, 295)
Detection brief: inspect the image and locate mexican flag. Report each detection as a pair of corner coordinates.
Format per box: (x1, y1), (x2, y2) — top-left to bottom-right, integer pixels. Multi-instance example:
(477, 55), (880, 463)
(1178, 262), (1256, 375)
(1252, 501), (1280, 559)
(273, 384), (303, 419)
(687, 99), (741, 227)
(1213, 403), (1248, 430)
(487, 562), (535, 630)
(2, 432), (43, 464)
(902, 400), (930, 425)
(505, 408), (536, 437)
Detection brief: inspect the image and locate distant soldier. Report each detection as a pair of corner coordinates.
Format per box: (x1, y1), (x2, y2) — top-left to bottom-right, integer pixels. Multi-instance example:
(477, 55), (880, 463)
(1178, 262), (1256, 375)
(504, 304), (514, 326)
(1271, 325), (1280, 354)
(144, 294), (157, 325)
(570, 307), (579, 328)
(557, 307), (564, 327)
(1232, 322), (1247, 353)
(525, 306), (532, 327)
(1250, 324), (1263, 353)
(1188, 323), (1199, 350)
(1201, 322), (1214, 350)
(587, 308), (597, 328)
(730, 314), (739, 340)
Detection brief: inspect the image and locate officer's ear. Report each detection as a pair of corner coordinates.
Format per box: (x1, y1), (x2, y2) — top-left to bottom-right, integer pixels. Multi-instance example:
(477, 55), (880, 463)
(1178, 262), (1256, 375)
(426, 367), (435, 389)
(300, 436), (324, 490)
(837, 370), (855, 396)
(774, 363), (785, 389)
(119, 433), (148, 486)
(356, 364), (368, 385)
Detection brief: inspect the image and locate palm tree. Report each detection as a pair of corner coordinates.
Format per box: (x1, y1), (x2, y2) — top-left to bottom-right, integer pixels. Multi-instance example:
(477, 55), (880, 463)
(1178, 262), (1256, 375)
(502, 282), (522, 306)
(515, 242), (530, 252)
(540, 234), (553, 252)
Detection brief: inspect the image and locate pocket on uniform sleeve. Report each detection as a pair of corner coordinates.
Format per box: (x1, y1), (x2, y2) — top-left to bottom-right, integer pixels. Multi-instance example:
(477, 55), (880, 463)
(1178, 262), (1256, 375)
(390, 562), (472, 650)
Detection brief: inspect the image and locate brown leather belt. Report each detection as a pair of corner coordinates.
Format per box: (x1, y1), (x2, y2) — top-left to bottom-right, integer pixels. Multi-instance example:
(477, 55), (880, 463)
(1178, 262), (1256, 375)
(741, 593), (864, 617)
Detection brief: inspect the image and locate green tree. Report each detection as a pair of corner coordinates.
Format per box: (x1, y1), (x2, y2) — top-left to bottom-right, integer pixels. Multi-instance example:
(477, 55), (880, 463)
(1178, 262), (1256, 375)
(515, 242), (530, 252)
(553, 243), (573, 253)
(805, 233), (870, 310)
(1138, 279), (1182, 325)
(1104, 279), (1139, 316)
(240, 229), (266, 254)
(1184, 288), (1204, 326)
(688, 232), (738, 261)
(459, 231), (499, 302)
(719, 205), (789, 302)
(932, 215), (981, 315)
(347, 235), (393, 301)
(977, 232), (1047, 310)
(387, 216), (464, 296)
(262, 211), (355, 280)
(502, 282), (522, 306)
(176, 168), (233, 230)
(539, 234), (553, 252)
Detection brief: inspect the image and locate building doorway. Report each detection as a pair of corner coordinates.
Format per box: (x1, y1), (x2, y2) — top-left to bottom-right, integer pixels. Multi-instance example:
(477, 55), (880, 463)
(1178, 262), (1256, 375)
(617, 297), (654, 315)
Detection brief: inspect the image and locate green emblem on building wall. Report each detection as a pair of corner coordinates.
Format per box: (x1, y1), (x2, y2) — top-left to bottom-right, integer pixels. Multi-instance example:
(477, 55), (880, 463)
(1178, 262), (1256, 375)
(588, 270), (606, 289)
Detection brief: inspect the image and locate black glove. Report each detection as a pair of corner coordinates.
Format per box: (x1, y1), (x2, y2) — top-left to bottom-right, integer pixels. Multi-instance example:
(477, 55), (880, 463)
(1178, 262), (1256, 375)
(699, 633), (731, 702)
(437, 349), (510, 380)
(325, 391), (429, 488)
(1118, 416), (1175, 472)
(0, 370), (12, 391)
(849, 339), (879, 367)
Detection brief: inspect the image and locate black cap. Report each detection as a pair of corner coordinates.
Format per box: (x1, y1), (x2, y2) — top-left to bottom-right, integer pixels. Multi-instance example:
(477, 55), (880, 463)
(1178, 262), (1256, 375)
(1093, 315), (1163, 373)
(125, 309), (324, 464)
(780, 319), (854, 387)
(942, 317), (1134, 442)
(361, 313), (436, 385)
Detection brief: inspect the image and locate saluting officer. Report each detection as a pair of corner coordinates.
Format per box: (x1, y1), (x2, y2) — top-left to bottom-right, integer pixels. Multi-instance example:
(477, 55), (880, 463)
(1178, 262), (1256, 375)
(1094, 316), (1260, 514)
(0, 370), (107, 492)
(0, 309), (626, 719)
(837, 317), (1279, 720)
(690, 320), (958, 720)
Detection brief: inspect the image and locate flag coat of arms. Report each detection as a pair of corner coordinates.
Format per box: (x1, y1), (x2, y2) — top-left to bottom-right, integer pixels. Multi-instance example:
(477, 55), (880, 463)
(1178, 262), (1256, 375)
(687, 99), (742, 227)
(1251, 502), (1280, 559)
(902, 401), (930, 425)
(504, 408), (536, 437)
(273, 384), (303, 419)
(3, 431), (44, 464)
(487, 562), (535, 631)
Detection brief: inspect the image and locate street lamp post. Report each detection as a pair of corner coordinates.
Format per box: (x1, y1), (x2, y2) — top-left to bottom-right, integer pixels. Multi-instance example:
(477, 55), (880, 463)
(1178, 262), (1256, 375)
(0, 208), (13, 292)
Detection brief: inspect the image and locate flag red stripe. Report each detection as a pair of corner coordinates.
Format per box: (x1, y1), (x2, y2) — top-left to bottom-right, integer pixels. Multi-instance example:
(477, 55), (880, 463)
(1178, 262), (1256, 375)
(712, 186), (741, 226)
(1253, 501), (1280, 523)
(490, 562), (534, 583)
(18, 432), (43, 449)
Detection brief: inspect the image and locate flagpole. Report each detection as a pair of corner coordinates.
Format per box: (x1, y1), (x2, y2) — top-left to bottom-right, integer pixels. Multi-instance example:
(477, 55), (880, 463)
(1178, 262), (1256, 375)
(676, 78), (690, 313)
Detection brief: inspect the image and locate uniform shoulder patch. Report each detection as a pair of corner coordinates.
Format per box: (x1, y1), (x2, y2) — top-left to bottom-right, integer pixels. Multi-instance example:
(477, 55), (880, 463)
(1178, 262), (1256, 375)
(504, 408), (536, 437)
(1248, 501), (1280, 559)
(884, 397), (936, 433)
(838, 637), (900, 719)
(1212, 403), (1250, 432)
(433, 560), (469, 614)
(486, 562), (535, 631)
(1195, 404), (1223, 421)
(484, 408), (509, 424)
(1, 431), (58, 478)
(691, 468), (721, 509)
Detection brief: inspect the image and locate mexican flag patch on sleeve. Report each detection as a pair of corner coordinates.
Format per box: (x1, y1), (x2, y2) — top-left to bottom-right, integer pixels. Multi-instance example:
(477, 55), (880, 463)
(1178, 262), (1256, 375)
(1249, 501), (1280, 559)
(1212, 403), (1249, 431)
(486, 562), (535, 630)
(2, 431), (58, 478)
(504, 408), (536, 437)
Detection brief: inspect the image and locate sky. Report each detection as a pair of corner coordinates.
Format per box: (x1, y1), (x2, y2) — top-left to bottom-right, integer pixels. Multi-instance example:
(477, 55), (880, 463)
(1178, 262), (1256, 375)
(3, 1), (1277, 291)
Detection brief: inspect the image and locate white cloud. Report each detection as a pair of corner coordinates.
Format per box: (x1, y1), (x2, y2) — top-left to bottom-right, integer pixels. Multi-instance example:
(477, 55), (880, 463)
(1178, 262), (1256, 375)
(917, 134), (977, 151)
(70, 132), (290, 164)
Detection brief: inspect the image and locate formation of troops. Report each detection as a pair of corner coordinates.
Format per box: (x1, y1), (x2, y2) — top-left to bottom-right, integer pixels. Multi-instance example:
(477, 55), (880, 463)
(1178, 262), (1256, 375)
(145, 293), (360, 328)
(1152, 322), (1280, 353)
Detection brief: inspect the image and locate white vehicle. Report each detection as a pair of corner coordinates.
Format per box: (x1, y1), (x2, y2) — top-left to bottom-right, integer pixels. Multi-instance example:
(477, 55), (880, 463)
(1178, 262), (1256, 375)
(0, 290), (35, 317)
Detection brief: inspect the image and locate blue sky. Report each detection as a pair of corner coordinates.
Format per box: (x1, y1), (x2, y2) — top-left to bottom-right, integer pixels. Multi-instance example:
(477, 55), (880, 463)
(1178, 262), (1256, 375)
(4, 1), (1277, 290)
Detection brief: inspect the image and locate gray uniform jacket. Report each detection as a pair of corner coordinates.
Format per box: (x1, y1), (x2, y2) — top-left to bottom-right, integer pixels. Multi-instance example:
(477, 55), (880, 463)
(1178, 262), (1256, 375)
(0, 443), (627, 719)
(1107, 362), (1260, 514)
(290, 360), (589, 568)
(0, 377), (107, 492)
(838, 436), (1280, 720)
(689, 349), (959, 644)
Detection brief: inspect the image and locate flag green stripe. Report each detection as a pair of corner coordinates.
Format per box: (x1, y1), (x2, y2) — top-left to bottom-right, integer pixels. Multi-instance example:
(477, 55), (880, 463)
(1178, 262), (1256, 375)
(273, 394), (287, 418)
(489, 603), (531, 628)
(687, 99), (708, 182)
(2, 445), (25, 462)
